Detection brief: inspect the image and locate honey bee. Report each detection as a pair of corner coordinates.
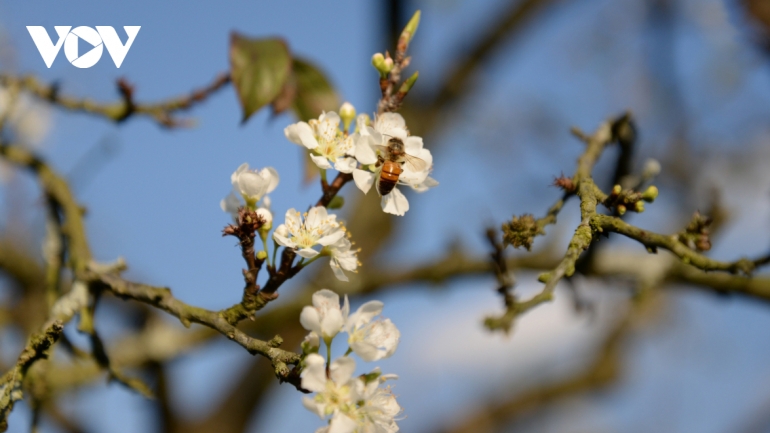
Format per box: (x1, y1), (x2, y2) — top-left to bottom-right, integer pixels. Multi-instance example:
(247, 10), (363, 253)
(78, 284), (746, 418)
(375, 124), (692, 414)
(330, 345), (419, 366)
(374, 136), (428, 196)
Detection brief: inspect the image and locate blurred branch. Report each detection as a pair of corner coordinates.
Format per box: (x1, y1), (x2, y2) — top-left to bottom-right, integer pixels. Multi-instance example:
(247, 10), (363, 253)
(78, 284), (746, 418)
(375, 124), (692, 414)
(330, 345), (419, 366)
(0, 142), (91, 272)
(488, 115), (761, 332)
(0, 73), (230, 128)
(0, 321), (63, 431)
(89, 273), (302, 388)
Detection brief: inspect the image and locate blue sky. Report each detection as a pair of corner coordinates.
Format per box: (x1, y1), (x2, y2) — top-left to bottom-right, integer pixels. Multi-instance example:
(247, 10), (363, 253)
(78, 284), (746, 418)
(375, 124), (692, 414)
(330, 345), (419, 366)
(2, 0), (770, 432)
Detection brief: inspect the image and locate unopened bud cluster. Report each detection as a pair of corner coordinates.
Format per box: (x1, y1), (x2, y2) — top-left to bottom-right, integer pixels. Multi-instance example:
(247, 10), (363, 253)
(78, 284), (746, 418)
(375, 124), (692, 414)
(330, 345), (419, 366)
(603, 184), (658, 215)
(679, 211), (712, 251)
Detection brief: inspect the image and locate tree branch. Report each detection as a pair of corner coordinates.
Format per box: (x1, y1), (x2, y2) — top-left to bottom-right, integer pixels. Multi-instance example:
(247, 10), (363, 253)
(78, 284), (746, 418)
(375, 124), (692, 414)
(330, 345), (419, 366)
(0, 73), (230, 128)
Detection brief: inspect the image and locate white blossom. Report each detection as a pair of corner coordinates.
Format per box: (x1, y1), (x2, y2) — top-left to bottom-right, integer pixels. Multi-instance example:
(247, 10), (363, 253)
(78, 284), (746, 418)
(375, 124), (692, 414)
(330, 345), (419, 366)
(328, 237), (359, 282)
(300, 289), (350, 341)
(351, 113), (437, 216)
(302, 354), (359, 433)
(350, 374), (402, 433)
(345, 301), (400, 362)
(302, 354), (402, 433)
(220, 163), (279, 217)
(272, 207), (346, 259)
(285, 111), (357, 173)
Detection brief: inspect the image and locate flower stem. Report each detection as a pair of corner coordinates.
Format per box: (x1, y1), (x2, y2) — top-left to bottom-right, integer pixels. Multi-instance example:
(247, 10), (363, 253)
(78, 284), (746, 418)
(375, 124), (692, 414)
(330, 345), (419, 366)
(320, 168), (329, 191)
(260, 231), (270, 266)
(300, 254), (323, 269)
(271, 240), (279, 268)
(344, 347), (353, 356)
(325, 339), (333, 368)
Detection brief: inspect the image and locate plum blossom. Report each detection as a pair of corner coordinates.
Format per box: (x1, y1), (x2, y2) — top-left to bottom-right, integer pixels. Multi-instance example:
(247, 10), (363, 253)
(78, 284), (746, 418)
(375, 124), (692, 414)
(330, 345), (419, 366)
(302, 354), (402, 433)
(302, 354), (358, 432)
(328, 236), (360, 282)
(273, 207), (345, 259)
(300, 289), (350, 341)
(350, 374), (402, 433)
(221, 163), (279, 217)
(352, 112), (437, 216)
(345, 301), (400, 362)
(285, 108), (357, 173)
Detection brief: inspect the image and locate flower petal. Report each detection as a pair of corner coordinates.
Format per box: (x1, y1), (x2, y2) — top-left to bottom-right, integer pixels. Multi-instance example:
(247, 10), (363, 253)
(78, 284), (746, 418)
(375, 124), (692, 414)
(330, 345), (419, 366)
(350, 340), (380, 362)
(355, 135), (379, 165)
(300, 306), (322, 335)
(348, 301), (383, 329)
(302, 396), (325, 418)
(313, 289), (340, 310)
(370, 318), (400, 359)
(300, 353), (327, 392)
(237, 172), (268, 199)
(328, 413), (357, 433)
(404, 136), (424, 153)
(220, 191), (241, 215)
(375, 113), (407, 139)
(342, 295), (350, 322)
(353, 169), (376, 194)
(330, 259), (349, 282)
(298, 247), (320, 259)
(231, 163), (249, 185)
(334, 157), (357, 174)
(306, 206), (327, 229)
(285, 121), (318, 149)
(260, 167), (280, 194)
(381, 187), (409, 216)
(272, 232), (295, 248)
(317, 230), (345, 246)
(330, 356), (356, 384)
(310, 154), (333, 170)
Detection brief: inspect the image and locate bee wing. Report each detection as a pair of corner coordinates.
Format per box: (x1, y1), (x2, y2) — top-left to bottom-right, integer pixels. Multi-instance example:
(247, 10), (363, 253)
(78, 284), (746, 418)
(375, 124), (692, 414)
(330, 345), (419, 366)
(372, 144), (390, 155)
(401, 153), (428, 172)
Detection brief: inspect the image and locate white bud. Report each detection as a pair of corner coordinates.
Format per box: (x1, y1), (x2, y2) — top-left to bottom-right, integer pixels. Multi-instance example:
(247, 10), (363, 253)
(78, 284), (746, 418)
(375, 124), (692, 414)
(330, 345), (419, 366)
(339, 102), (356, 131)
(256, 208), (273, 230)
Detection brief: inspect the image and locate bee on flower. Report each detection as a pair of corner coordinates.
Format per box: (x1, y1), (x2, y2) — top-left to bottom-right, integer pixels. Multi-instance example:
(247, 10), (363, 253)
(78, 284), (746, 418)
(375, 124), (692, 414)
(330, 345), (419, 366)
(352, 112), (438, 216)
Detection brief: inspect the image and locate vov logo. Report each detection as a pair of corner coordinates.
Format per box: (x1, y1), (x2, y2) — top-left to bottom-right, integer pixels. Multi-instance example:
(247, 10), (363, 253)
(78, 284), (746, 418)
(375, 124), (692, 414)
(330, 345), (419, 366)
(27, 26), (140, 68)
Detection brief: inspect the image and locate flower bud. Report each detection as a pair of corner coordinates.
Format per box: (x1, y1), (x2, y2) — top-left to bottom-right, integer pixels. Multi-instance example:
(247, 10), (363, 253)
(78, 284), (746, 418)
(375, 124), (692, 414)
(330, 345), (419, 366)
(256, 208), (273, 231)
(641, 185), (658, 203)
(256, 250), (268, 260)
(372, 53), (393, 78)
(634, 201), (645, 213)
(617, 204), (627, 215)
(400, 10), (421, 45)
(611, 184), (622, 196)
(398, 71), (419, 94)
(537, 272), (551, 283)
(339, 102), (356, 132)
(301, 331), (320, 354)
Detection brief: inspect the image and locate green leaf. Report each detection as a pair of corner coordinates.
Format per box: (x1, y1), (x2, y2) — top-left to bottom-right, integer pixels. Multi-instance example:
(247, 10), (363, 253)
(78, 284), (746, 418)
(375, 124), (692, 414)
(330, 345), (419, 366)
(327, 196), (345, 209)
(290, 57), (339, 121)
(229, 33), (291, 123)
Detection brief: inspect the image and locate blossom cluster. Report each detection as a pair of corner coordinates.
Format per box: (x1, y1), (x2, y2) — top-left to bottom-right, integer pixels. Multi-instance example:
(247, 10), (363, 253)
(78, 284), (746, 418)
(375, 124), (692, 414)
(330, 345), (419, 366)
(285, 105), (438, 216)
(300, 289), (402, 433)
(219, 94), (427, 432)
(221, 164), (359, 281)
